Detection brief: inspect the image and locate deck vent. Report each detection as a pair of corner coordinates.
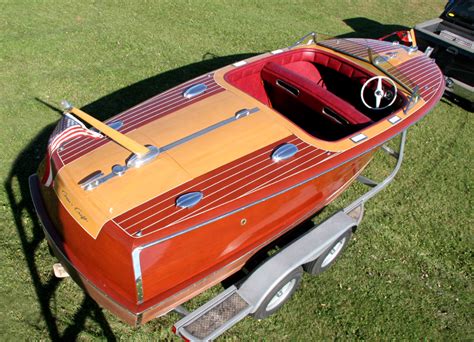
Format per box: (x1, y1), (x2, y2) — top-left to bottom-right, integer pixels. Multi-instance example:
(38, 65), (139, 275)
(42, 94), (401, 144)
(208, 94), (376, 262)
(183, 83), (208, 99)
(271, 143), (298, 162)
(176, 192), (204, 209)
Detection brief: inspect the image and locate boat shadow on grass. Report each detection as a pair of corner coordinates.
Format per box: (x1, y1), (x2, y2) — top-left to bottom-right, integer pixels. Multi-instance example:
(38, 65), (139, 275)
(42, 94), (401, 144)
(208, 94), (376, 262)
(4, 52), (256, 341)
(340, 17), (408, 39)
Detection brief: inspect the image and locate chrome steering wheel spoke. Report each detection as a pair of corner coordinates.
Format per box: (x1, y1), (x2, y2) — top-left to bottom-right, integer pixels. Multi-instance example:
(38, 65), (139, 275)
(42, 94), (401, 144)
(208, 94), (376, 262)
(361, 76), (398, 110)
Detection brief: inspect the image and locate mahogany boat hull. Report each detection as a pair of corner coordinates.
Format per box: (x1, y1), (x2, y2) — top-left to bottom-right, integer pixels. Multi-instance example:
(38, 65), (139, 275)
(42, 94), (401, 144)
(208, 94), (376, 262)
(30, 35), (445, 325)
(31, 149), (375, 324)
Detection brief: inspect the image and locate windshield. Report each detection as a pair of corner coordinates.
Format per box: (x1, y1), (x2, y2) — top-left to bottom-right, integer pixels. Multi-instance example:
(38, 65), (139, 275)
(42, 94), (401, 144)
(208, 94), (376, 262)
(317, 36), (418, 94)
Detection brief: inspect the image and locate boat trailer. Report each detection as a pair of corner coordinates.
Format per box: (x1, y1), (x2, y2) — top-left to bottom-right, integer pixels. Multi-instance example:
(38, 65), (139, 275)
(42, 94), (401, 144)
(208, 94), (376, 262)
(171, 130), (408, 341)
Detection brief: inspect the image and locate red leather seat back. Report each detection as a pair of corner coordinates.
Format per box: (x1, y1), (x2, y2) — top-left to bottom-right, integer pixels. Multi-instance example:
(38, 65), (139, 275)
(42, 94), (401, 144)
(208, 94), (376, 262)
(261, 62), (373, 126)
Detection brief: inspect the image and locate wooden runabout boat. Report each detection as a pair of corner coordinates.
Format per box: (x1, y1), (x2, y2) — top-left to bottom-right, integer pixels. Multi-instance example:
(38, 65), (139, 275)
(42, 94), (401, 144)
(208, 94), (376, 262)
(29, 33), (444, 326)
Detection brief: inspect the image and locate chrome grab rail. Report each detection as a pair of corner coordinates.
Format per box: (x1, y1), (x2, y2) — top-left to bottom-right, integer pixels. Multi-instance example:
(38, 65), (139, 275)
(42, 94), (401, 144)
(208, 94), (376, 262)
(403, 86), (421, 114)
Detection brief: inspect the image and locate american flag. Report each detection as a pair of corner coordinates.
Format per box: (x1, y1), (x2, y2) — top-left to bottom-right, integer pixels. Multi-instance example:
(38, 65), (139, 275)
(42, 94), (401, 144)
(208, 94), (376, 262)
(41, 113), (102, 187)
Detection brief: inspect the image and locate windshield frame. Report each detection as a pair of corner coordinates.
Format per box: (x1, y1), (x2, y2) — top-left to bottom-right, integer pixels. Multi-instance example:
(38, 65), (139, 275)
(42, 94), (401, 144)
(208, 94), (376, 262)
(316, 36), (416, 94)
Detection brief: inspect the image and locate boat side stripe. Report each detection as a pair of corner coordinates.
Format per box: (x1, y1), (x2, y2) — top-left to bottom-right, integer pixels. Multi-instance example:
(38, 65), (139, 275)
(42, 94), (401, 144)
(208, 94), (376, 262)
(115, 137), (310, 231)
(167, 149), (333, 229)
(59, 76), (216, 155)
(386, 55), (442, 102)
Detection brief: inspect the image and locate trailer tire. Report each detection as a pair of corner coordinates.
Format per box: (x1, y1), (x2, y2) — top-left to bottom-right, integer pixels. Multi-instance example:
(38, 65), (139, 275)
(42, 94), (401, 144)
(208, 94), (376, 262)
(251, 267), (303, 319)
(303, 229), (351, 276)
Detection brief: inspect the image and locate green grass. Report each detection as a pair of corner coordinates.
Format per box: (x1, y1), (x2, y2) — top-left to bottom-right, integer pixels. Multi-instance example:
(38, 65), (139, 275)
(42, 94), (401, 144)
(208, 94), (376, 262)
(1, 0), (472, 340)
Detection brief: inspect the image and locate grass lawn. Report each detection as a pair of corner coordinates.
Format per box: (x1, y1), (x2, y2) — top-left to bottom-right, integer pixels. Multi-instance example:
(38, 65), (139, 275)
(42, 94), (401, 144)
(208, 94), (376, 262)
(0, 0), (472, 340)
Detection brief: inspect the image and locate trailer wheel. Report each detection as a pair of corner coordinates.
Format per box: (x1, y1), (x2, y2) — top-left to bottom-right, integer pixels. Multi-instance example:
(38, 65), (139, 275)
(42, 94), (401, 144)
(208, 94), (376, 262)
(303, 229), (352, 276)
(251, 267), (303, 319)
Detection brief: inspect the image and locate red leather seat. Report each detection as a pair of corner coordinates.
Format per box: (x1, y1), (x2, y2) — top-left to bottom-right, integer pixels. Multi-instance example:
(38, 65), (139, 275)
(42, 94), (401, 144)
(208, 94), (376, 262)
(261, 62), (372, 126)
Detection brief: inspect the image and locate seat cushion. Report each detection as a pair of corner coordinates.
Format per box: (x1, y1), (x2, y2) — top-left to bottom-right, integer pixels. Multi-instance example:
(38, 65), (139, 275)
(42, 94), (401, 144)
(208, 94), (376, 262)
(261, 62), (372, 126)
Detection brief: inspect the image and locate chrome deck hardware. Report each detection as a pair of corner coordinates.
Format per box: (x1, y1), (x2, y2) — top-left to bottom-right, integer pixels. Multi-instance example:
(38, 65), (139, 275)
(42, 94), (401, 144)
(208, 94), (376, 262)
(79, 171), (105, 191)
(127, 146), (160, 168)
(290, 32), (317, 48)
(271, 143), (298, 162)
(79, 146), (160, 191)
(235, 108), (250, 119)
(176, 192), (204, 209)
(183, 83), (208, 99)
(403, 86), (420, 114)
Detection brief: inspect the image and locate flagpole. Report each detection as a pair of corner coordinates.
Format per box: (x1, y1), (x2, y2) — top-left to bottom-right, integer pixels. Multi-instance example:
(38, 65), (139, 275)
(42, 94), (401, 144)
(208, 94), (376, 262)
(61, 101), (150, 157)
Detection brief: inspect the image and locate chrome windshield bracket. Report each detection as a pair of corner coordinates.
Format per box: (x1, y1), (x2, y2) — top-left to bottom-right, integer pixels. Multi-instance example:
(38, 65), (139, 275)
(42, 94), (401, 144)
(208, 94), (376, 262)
(290, 32), (317, 48)
(403, 86), (420, 114)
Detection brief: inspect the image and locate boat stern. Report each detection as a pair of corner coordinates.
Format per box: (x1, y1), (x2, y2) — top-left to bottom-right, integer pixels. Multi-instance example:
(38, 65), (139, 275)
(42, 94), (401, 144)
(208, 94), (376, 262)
(29, 173), (141, 325)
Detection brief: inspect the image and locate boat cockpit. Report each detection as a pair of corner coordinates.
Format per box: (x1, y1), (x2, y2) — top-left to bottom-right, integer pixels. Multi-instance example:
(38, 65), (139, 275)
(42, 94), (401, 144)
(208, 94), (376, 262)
(225, 48), (406, 141)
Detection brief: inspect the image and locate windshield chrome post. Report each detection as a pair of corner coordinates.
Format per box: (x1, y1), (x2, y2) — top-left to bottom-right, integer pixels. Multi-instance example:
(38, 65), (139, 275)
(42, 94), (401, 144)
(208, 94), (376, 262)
(403, 86), (421, 114)
(290, 32), (317, 48)
(367, 48), (374, 64)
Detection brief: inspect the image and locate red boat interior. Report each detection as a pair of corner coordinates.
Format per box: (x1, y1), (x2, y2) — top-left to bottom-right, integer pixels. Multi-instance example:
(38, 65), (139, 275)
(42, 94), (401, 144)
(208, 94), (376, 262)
(225, 48), (405, 141)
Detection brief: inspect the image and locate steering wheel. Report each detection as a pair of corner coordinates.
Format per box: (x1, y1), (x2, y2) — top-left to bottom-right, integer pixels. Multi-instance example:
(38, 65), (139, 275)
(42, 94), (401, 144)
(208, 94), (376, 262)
(360, 76), (397, 110)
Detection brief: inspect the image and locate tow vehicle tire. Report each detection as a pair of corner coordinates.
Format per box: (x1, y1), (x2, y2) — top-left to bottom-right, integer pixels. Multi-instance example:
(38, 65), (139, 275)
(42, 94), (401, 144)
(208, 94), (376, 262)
(251, 267), (303, 319)
(303, 229), (352, 276)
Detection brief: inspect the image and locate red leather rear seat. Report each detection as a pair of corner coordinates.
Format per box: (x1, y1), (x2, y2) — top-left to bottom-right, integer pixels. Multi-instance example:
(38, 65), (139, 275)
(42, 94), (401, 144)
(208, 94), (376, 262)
(261, 62), (372, 126)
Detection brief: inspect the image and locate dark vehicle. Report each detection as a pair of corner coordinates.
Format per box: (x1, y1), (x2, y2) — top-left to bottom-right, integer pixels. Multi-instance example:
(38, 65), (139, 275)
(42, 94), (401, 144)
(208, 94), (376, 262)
(414, 0), (473, 107)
